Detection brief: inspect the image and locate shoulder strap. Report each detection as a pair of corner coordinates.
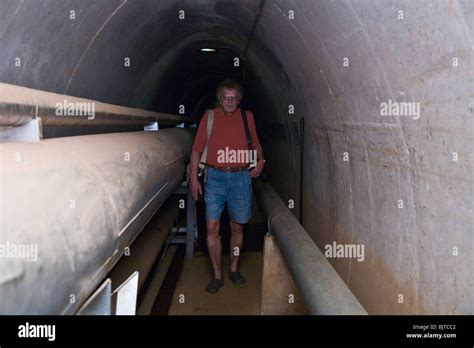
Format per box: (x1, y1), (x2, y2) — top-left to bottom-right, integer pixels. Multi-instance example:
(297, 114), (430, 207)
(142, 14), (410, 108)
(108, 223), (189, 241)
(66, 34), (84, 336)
(199, 109), (214, 168)
(241, 108), (251, 149)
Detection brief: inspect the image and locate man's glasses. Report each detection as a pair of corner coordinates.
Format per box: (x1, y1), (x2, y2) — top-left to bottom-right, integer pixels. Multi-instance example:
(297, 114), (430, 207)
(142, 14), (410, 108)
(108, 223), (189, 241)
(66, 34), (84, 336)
(219, 96), (239, 102)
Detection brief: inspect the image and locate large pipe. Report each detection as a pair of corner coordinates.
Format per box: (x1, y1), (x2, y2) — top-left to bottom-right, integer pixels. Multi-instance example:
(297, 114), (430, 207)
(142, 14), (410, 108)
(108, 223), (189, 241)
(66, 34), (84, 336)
(0, 128), (193, 314)
(253, 181), (367, 315)
(0, 83), (184, 128)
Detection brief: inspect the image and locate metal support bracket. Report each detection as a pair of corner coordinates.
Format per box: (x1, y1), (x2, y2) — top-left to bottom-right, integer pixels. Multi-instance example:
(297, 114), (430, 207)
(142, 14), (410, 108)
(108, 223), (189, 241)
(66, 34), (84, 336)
(185, 181), (197, 259)
(0, 118), (41, 142)
(144, 122), (159, 131)
(170, 181), (197, 259)
(113, 271), (139, 315)
(76, 279), (112, 315)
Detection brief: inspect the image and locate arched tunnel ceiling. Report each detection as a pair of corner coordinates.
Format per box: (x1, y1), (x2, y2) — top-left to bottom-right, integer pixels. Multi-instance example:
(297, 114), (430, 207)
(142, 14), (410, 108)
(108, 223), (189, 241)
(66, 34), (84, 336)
(0, 0), (274, 112)
(0, 0), (473, 314)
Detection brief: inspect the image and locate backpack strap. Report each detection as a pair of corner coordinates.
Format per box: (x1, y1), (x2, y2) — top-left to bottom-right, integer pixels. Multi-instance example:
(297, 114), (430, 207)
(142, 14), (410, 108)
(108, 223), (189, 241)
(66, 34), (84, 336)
(241, 108), (258, 167)
(199, 109), (214, 169)
(241, 109), (251, 149)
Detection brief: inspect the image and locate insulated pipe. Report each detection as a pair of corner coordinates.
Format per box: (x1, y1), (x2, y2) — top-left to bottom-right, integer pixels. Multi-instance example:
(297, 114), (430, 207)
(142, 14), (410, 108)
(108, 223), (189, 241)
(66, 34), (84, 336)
(0, 128), (194, 314)
(0, 83), (184, 128)
(253, 181), (367, 315)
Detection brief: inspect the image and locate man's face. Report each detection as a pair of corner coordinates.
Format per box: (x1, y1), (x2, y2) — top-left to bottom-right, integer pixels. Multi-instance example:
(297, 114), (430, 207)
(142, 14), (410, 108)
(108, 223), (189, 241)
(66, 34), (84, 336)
(218, 88), (240, 114)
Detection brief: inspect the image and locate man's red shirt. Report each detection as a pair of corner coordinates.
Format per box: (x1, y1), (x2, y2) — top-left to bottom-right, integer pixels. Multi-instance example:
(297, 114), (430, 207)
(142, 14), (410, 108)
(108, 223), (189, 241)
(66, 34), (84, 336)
(192, 106), (260, 167)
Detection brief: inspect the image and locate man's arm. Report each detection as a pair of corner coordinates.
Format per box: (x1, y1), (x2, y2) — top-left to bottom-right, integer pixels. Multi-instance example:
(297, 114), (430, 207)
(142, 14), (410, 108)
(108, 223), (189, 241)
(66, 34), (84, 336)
(255, 144), (264, 162)
(190, 150), (201, 181)
(189, 150), (202, 201)
(248, 111), (265, 177)
(189, 111), (209, 200)
(249, 143), (265, 178)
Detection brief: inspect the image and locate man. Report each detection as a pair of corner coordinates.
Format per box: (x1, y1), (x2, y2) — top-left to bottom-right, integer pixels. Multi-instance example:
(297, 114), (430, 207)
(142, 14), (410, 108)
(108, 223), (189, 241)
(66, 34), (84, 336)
(189, 79), (265, 294)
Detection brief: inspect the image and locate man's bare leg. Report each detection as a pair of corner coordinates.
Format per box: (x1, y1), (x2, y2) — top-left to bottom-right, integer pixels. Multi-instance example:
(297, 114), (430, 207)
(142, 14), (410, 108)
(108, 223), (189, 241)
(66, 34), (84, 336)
(206, 219), (222, 279)
(229, 221), (244, 272)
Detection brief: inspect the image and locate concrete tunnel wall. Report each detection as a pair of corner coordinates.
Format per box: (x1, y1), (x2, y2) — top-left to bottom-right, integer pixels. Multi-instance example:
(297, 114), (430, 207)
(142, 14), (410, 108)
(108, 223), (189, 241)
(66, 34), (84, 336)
(0, 0), (472, 314)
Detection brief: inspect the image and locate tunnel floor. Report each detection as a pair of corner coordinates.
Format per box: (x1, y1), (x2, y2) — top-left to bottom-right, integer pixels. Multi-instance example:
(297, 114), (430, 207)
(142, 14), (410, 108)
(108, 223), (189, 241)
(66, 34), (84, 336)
(149, 193), (268, 315)
(168, 251), (263, 315)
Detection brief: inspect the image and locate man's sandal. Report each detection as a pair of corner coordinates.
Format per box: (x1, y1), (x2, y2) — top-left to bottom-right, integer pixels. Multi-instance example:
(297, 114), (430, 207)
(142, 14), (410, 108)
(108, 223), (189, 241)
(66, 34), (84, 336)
(229, 271), (245, 286)
(206, 278), (224, 294)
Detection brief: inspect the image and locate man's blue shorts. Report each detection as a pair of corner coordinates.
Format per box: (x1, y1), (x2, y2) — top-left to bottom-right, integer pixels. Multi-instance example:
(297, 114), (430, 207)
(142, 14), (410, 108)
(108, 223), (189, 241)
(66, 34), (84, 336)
(204, 167), (252, 224)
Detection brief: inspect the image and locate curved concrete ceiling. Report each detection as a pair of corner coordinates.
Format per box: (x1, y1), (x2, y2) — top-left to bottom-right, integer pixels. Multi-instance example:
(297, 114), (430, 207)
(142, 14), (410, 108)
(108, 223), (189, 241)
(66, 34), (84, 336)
(0, 0), (472, 314)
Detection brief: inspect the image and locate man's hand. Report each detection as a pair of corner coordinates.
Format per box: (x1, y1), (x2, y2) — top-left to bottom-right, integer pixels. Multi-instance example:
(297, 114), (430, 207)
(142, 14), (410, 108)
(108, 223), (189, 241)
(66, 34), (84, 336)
(190, 177), (202, 201)
(189, 150), (203, 201)
(249, 159), (265, 178)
